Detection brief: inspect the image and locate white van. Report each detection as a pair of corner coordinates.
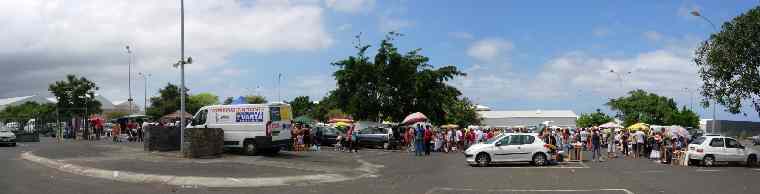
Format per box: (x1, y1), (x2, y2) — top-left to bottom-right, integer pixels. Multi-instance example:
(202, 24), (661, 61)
(188, 103), (293, 155)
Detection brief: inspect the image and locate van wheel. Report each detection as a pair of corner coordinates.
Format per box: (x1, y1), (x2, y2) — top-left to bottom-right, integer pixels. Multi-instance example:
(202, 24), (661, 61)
(242, 141), (258, 156)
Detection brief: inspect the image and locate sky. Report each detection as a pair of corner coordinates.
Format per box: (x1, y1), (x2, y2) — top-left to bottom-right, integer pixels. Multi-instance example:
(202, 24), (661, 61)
(1, 0), (759, 121)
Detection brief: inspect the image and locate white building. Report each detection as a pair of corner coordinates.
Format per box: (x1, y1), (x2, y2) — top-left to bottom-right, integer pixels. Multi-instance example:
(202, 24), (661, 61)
(478, 109), (578, 128)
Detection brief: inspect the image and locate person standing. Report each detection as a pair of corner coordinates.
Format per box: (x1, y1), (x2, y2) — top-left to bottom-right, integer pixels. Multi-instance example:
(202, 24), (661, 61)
(580, 129), (589, 151)
(414, 124), (424, 156)
(607, 129), (617, 159)
(591, 130), (602, 162)
(636, 130), (645, 158)
(350, 126), (359, 153)
(622, 130), (630, 158)
(424, 126), (432, 155)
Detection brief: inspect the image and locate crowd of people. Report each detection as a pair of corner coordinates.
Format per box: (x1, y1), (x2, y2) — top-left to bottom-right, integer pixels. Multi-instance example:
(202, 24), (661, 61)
(534, 127), (691, 164)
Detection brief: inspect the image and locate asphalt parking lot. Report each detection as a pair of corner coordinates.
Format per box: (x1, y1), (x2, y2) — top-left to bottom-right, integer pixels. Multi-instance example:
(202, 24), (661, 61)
(2, 138), (760, 194)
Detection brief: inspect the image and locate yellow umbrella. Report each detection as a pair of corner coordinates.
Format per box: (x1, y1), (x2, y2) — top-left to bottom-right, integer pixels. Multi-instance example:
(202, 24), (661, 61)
(334, 122), (351, 127)
(627, 123), (650, 132)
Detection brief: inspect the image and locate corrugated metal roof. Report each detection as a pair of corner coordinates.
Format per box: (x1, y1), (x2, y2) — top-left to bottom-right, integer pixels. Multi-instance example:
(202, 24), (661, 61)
(478, 110), (578, 118)
(0, 96), (35, 106)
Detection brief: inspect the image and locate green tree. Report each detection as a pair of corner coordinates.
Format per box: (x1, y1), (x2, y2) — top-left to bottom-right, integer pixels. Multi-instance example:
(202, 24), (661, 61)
(0, 102), (56, 127)
(244, 95), (267, 104)
(442, 97), (481, 127)
(576, 109), (614, 128)
(331, 32), (474, 125)
(606, 89), (698, 127)
(668, 106), (700, 128)
(48, 74), (102, 119)
(694, 6), (760, 117)
(188, 93), (219, 114)
(146, 83), (187, 119)
(289, 96), (314, 117)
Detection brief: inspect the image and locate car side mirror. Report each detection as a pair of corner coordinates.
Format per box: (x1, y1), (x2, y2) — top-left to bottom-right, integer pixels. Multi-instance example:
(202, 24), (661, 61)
(495, 142), (502, 146)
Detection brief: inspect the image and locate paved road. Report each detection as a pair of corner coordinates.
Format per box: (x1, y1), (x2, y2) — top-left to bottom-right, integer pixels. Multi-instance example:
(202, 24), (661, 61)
(2, 138), (760, 194)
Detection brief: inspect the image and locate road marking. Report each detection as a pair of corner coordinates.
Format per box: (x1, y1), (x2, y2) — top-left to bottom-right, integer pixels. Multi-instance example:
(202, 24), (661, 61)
(20, 151), (383, 188)
(425, 187), (634, 194)
(696, 169), (721, 172)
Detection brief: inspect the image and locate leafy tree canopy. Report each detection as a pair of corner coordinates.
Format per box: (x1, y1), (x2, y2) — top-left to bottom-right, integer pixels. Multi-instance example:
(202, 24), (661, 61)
(289, 96), (314, 117)
(146, 83), (187, 119)
(606, 89), (699, 128)
(48, 74), (102, 119)
(330, 32), (477, 125)
(188, 93), (219, 114)
(576, 109), (613, 128)
(695, 6), (760, 117)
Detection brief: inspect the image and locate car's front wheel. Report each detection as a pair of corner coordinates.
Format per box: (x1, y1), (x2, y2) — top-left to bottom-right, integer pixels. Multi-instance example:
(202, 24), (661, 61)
(702, 155), (715, 167)
(242, 141), (258, 156)
(532, 153), (548, 166)
(475, 153), (490, 167)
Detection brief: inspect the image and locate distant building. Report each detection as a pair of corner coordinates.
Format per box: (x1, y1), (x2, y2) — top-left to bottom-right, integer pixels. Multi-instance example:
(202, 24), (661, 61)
(0, 95), (54, 111)
(110, 100), (141, 115)
(0, 94), (118, 115)
(703, 119), (760, 137)
(478, 109), (578, 128)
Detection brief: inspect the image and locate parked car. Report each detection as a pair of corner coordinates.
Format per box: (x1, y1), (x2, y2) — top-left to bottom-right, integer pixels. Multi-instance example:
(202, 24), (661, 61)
(0, 127), (17, 146)
(687, 135), (759, 167)
(312, 126), (340, 146)
(752, 136), (760, 146)
(464, 133), (555, 167)
(357, 127), (394, 149)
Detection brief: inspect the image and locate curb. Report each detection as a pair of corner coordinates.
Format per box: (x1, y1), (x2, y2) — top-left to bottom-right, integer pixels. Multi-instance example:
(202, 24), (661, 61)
(21, 152), (376, 188)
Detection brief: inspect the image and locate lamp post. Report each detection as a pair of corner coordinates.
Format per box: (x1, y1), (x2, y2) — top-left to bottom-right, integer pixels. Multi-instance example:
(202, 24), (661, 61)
(609, 69), (632, 91)
(690, 10), (719, 134)
(174, 0), (194, 153)
(138, 72), (151, 113)
(683, 87), (694, 111)
(126, 45), (134, 114)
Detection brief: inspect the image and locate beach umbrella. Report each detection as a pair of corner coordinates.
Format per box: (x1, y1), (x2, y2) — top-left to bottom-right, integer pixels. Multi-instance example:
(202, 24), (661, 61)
(599, 121), (622, 128)
(293, 115), (314, 124)
(669, 125), (690, 139)
(627, 123), (650, 132)
(328, 118), (353, 123)
(402, 112), (428, 125)
(334, 122), (351, 127)
(441, 124), (459, 129)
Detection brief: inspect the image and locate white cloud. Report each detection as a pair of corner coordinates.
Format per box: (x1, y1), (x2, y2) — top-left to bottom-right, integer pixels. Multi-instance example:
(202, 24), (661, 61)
(455, 36), (702, 111)
(643, 31), (663, 42)
(592, 27), (611, 37)
(325, 0), (375, 13)
(467, 38), (514, 63)
(0, 0), (332, 106)
(337, 24), (353, 31)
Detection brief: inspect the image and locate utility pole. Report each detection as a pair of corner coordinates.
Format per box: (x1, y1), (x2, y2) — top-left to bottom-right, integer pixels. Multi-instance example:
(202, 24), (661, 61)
(139, 72), (151, 113)
(126, 45), (134, 115)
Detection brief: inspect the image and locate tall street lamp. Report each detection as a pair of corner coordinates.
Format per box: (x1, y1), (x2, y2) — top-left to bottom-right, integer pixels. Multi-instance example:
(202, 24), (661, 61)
(690, 10), (719, 134)
(138, 72), (151, 113)
(683, 87), (694, 111)
(126, 45), (134, 114)
(609, 69), (631, 90)
(174, 0), (194, 152)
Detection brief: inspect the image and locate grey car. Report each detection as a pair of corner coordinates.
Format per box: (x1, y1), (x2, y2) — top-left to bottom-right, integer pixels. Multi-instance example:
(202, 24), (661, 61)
(0, 128), (17, 146)
(357, 127), (393, 149)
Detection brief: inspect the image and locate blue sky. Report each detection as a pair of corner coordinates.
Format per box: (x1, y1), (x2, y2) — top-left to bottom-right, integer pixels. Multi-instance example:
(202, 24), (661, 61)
(1, 0), (759, 121)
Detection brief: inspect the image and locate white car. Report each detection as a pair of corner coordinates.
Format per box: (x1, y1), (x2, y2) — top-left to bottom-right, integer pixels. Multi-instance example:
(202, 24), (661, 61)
(687, 135), (759, 167)
(465, 133), (553, 167)
(0, 128), (17, 146)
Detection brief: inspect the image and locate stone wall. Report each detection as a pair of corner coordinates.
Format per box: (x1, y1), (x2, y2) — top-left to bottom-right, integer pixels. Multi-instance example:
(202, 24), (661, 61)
(144, 126), (181, 152)
(182, 128), (224, 159)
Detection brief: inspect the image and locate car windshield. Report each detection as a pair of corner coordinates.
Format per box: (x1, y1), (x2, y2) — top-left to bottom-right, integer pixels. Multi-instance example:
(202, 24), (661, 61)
(484, 134), (506, 144)
(691, 137), (706, 145)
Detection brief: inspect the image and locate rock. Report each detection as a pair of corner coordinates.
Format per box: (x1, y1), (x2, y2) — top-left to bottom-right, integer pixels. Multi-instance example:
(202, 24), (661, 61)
(182, 128), (224, 159)
(143, 126), (181, 152)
